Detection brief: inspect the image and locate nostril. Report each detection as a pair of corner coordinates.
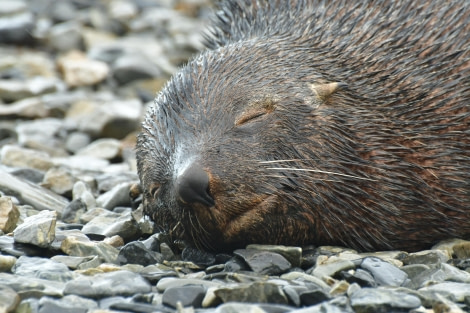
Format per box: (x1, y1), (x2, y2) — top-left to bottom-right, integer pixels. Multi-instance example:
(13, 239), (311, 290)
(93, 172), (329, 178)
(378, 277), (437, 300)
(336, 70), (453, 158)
(176, 163), (215, 207)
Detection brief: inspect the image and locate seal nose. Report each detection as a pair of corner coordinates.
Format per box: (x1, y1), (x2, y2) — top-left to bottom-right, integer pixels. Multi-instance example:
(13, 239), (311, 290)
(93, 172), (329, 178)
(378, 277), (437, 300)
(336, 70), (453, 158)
(176, 163), (215, 207)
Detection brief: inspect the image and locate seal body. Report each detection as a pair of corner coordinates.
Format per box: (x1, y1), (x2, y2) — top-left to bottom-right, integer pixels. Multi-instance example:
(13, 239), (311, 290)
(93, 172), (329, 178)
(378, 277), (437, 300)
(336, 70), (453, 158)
(137, 0), (470, 252)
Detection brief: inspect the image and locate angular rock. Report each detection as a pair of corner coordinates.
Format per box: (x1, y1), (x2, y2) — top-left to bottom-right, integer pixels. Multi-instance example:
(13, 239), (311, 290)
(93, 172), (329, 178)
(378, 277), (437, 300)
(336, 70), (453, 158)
(234, 249), (291, 276)
(350, 288), (421, 313)
(214, 282), (288, 305)
(81, 211), (140, 240)
(0, 169), (68, 214)
(246, 244), (302, 268)
(311, 258), (355, 280)
(0, 272), (65, 298)
(39, 295), (98, 313)
(42, 166), (77, 197)
(162, 285), (206, 309)
(76, 138), (121, 160)
(57, 50), (110, 87)
(64, 270), (151, 298)
(360, 257), (409, 287)
(60, 235), (119, 264)
(95, 182), (133, 210)
(0, 196), (20, 233)
(12, 256), (74, 282)
(403, 249), (450, 265)
(0, 77), (60, 102)
(13, 210), (56, 248)
(419, 282), (470, 302)
(117, 241), (163, 266)
(1, 144), (53, 171)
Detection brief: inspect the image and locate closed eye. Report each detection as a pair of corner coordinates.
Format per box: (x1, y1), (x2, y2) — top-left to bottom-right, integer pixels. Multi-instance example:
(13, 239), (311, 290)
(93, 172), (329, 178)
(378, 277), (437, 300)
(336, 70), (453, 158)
(235, 109), (268, 126)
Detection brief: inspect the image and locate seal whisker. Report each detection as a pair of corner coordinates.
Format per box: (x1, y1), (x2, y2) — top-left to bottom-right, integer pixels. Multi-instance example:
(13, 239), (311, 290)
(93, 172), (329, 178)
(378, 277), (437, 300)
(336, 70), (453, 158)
(264, 167), (378, 182)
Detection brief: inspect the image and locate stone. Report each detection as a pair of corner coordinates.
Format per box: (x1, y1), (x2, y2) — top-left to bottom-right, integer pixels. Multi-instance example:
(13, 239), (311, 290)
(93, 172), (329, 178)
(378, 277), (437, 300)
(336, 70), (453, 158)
(1, 144), (53, 171)
(182, 247), (216, 267)
(0, 170), (69, 214)
(51, 255), (97, 270)
(156, 277), (221, 293)
(117, 241), (163, 266)
(340, 268), (376, 287)
(42, 167), (77, 197)
(234, 249), (291, 276)
(360, 257), (409, 287)
(403, 250), (450, 265)
(350, 288), (421, 313)
(60, 235), (119, 264)
(15, 118), (67, 156)
(0, 77), (60, 102)
(246, 244), (303, 268)
(48, 21), (84, 52)
(214, 282), (289, 305)
(0, 2), (34, 45)
(76, 138), (121, 160)
(12, 256), (74, 282)
(214, 302), (268, 313)
(112, 55), (162, 85)
(0, 272), (65, 298)
(162, 285), (206, 309)
(0, 284), (20, 313)
(38, 295), (98, 313)
(0, 196), (20, 233)
(57, 50), (110, 87)
(64, 270), (151, 298)
(310, 257), (355, 280)
(81, 211), (140, 240)
(95, 182), (133, 210)
(61, 199), (87, 224)
(418, 282), (470, 302)
(65, 131), (91, 154)
(0, 254), (17, 272)
(13, 210), (56, 248)
(72, 181), (96, 210)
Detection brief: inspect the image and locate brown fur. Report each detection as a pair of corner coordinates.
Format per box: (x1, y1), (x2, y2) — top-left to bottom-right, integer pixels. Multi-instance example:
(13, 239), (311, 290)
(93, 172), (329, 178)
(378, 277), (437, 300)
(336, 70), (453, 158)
(137, 0), (470, 252)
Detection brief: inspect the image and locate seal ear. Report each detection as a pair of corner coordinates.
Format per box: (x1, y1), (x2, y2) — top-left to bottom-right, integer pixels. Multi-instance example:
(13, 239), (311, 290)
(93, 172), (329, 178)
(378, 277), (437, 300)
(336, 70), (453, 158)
(306, 82), (347, 107)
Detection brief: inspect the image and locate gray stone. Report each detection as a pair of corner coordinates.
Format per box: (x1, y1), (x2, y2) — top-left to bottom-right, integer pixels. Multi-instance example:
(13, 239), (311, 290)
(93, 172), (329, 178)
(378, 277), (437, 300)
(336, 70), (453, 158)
(95, 182), (133, 210)
(418, 282), (470, 302)
(0, 284), (20, 313)
(76, 138), (121, 160)
(157, 277), (222, 293)
(0, 272), (65, 298)
(15, 298), (39, 313)
(81, 211), (140, 240)
(38, 295), (98, 313)
(162, 285), (206, 309)
(0, 169), (69, 214)
(60, 235), (119, 264)
(112, 55), (162, 85)
(1, 144), (53, 171)
(51, 255), (97, 270)
(64, 270), (151, 298)
(15, 118), (67, 156)
(48, 21), (84, 52)
(214, 302), (268, 313)
(72, 181), (96, 210)
(246, 244), (303, 268)
(404, 249), (450, 265)
(0, 196), (20, 233)
(65, 132), (91, 154)
(0, 77), (60, 102)
(0, 2), (34, 45)
(214, 282), (289, 305)
(350, 288), (421, 313)
(117, 241), (163, 266)
(12, 256), (74, 282)
(360, 257), (409, 287)
(234, 249), (291, 276)
(13, 210), (56, 248)
(280, 272), (331, 290)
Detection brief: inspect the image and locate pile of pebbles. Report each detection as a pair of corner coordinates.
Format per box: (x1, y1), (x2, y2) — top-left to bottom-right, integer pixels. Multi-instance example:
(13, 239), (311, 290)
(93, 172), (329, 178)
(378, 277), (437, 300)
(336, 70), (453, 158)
(0, 0), (470, 312)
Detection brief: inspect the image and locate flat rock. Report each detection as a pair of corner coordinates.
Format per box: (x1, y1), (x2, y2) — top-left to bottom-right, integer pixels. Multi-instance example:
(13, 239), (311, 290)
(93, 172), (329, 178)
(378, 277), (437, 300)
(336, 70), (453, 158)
(418, 282), (470, 302)
(0, 284), (20, 313)
(57, 50), (110, 87)
(214, 282), (289, 305)
(12, 255), (74, 282)
(60, 235), (119, 264)
(234, 249), (292, 276)
(0, 169), (69, 214)
(350, 288), (421, 313)
(0, 77), (60, 102)
(0, 272), (65, 298)
(360, 257), (409, 287)
(246, 244), (302, 268)
(39, 294), (98, 313)
(64, 270), (151, 298)
(162, 285), (206, 309)
(13, 210), (57, 248)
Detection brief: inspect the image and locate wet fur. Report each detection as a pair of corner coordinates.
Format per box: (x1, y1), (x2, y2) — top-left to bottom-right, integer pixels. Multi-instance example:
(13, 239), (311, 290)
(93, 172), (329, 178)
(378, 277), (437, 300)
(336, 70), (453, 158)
(137, 0), (470, 252)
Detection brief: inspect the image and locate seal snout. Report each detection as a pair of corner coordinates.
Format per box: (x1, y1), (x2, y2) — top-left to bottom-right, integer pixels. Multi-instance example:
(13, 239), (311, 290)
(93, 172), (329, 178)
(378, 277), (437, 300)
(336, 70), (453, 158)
(176, 163), (215, 207)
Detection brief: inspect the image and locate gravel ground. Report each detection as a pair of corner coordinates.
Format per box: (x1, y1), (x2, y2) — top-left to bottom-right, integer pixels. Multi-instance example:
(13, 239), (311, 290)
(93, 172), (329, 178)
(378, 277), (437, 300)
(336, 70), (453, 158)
(0, 0), (470, 312)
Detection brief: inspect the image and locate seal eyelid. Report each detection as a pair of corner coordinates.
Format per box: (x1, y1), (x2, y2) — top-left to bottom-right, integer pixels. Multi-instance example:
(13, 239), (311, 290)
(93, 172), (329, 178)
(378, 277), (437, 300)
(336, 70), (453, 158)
(235, 109), (268, 126)
(148, 183), (161, 199)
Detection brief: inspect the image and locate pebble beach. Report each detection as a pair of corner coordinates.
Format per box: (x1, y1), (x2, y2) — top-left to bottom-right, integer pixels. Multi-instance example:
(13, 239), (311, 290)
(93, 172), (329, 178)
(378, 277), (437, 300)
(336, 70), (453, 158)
(0, 0), (470, 312)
